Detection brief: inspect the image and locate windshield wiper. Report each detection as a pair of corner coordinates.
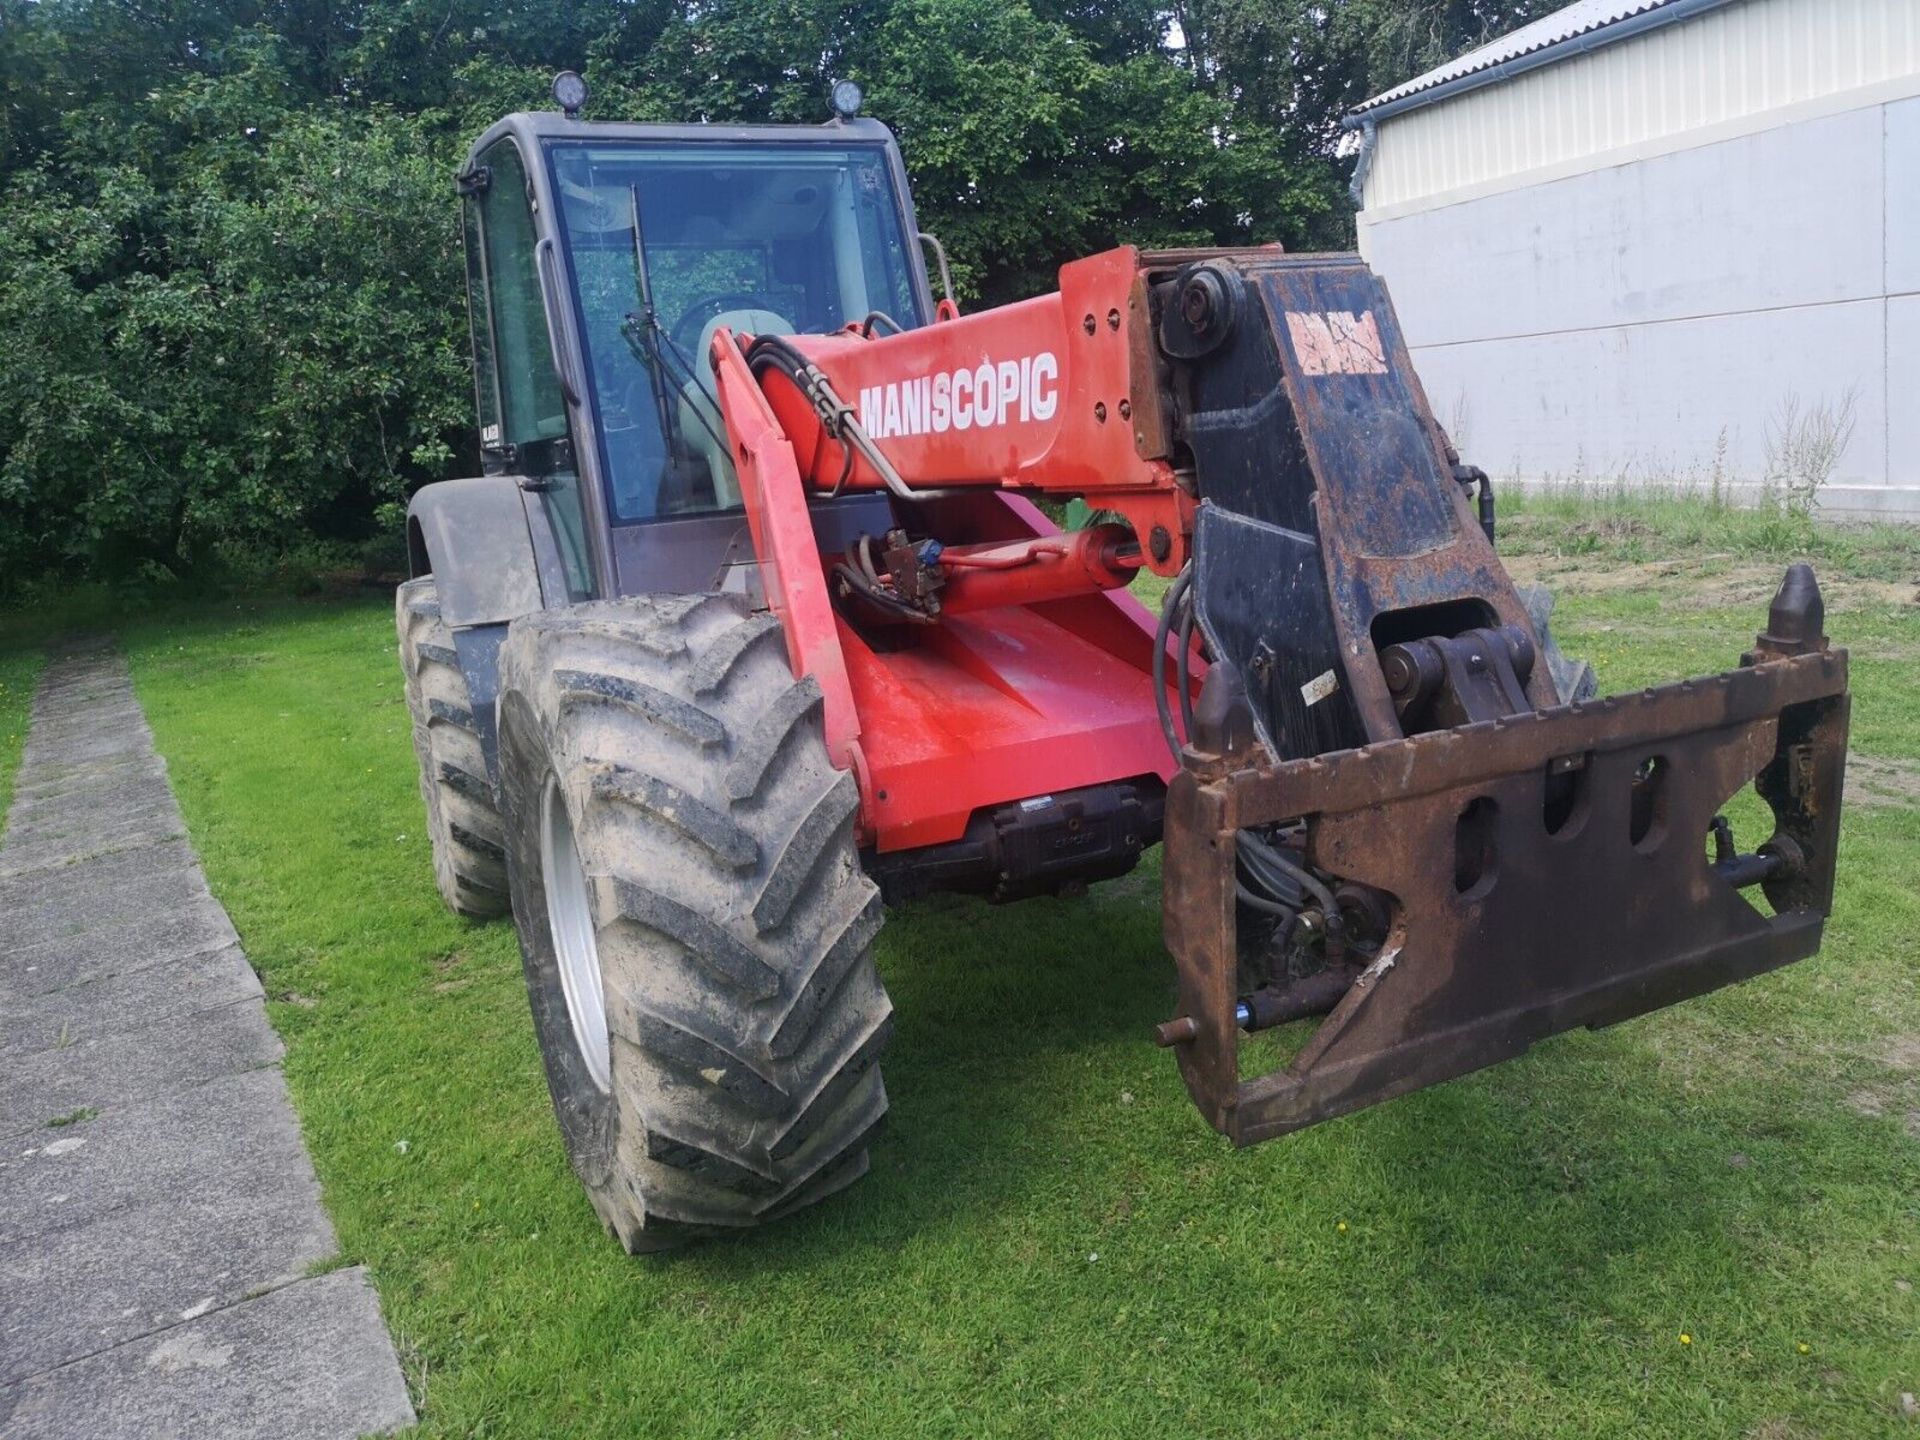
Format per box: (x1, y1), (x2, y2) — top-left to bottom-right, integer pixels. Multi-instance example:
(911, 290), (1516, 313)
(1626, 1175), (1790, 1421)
(618, 184), (729, 458)
(620, 184), (679, 442)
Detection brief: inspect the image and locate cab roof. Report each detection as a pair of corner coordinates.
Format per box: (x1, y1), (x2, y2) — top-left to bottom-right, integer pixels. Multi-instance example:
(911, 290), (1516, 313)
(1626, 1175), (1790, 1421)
(463, 111), (905, 172)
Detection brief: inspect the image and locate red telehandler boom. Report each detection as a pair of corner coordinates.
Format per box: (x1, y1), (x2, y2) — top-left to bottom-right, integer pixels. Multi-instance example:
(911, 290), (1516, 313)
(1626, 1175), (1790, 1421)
(398, 83), (1849, 1249)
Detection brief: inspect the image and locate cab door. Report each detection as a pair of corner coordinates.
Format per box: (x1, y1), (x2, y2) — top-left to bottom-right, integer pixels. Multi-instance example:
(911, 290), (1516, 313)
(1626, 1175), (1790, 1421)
(462, 137), (597, 601)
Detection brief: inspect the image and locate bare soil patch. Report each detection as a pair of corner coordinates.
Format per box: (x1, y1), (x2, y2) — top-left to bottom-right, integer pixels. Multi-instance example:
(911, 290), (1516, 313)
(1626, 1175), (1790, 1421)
(1846, 755), (1920, 811)
(1885, 1034), (1920, 1071)
(1505, 557), (1920, 612)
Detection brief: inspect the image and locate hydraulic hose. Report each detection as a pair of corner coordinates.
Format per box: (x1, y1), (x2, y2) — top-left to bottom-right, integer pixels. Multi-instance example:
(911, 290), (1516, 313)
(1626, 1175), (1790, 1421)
(1239, 831), (1336, 917)
(1176, 578), (1198, 741)
(1237, 836), (1305, 907)
(745, 333), (950, 504)
(1154, 565), (1194, 763)
(1239, 830), (1345, 954)
(1236, 883), (1297, 917)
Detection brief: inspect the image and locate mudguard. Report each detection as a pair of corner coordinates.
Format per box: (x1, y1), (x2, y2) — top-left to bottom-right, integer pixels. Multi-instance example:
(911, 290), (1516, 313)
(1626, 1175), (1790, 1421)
(405, 475), (556, 786)
(405, 476), (545, 628)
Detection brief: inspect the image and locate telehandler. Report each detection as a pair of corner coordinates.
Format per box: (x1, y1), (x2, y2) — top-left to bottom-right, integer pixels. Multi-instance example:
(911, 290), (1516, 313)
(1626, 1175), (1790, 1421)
(399, 75), (1850, 1250)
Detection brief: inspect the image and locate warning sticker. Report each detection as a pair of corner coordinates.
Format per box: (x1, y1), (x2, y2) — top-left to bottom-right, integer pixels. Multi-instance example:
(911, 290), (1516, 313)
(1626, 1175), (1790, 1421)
(1301, 669), (1340, 707)
(1285, 310), (1388, 376)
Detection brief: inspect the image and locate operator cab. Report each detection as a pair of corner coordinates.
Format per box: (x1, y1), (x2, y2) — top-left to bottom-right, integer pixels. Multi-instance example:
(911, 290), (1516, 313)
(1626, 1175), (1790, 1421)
(457, 104), (935, 602)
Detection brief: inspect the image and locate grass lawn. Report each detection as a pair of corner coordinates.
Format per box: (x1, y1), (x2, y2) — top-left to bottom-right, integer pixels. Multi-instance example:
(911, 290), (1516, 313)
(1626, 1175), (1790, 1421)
(39, 501), (1916, 1436)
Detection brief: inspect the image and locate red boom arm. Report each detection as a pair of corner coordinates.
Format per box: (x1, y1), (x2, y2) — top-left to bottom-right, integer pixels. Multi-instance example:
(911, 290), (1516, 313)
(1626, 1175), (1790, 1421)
(708, 245), (1195, 853)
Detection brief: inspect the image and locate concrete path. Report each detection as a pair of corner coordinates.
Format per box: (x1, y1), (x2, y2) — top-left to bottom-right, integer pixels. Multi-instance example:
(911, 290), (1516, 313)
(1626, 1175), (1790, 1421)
(0, 640), (415, 1439)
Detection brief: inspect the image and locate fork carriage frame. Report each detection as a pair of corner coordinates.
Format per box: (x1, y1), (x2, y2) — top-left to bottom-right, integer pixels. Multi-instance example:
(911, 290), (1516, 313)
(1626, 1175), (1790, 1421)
(1162, 642), (1849, 1144)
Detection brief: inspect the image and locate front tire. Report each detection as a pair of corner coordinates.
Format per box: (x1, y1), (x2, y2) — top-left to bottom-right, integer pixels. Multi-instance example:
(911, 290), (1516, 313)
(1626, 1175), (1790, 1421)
(497, 594), (892, 1250)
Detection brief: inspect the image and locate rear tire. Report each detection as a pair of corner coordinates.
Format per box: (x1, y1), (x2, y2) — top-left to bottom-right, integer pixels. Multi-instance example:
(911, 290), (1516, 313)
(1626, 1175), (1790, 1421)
(396, 578), (510, 918)
(496, 593), (892, 1251)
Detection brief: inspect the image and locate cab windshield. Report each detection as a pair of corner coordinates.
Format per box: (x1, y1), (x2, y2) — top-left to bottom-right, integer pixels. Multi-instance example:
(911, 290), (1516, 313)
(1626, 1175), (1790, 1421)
(545, 139), (925, 524)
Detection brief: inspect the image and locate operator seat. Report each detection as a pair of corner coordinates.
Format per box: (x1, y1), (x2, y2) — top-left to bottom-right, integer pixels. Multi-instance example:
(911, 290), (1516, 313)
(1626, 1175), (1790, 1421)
(677, 309), (793, 510)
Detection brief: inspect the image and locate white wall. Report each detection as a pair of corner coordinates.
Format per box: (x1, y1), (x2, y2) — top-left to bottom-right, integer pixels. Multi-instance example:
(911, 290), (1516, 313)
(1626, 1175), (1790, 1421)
(1364, 0), (1920, 214)
(1359, 93), (1919, 514)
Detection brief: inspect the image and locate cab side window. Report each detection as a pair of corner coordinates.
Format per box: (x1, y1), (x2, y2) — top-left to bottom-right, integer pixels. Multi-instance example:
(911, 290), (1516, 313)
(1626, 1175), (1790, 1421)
(462, 139), (594, 599)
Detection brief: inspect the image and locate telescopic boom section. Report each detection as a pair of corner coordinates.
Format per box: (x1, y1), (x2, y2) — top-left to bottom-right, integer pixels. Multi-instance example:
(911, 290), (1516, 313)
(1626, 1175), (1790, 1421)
(713, 246), (1196, 576)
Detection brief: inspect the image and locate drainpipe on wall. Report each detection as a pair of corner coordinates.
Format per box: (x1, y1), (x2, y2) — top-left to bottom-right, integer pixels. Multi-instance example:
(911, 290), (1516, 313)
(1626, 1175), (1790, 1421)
(1346, 117), (1379, 210)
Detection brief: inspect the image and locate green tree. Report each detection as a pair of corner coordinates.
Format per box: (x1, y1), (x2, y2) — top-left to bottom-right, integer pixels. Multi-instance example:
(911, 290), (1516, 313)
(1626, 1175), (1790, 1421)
(0, 26), (470, 581)
(0, 0), (1529, 587)
(1177, 0), (1547, 154)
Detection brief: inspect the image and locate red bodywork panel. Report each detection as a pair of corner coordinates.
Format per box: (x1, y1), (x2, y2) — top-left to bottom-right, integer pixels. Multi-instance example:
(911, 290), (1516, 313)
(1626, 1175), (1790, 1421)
(710, 246), (1191, 851)
(841, 522), (1176, 851)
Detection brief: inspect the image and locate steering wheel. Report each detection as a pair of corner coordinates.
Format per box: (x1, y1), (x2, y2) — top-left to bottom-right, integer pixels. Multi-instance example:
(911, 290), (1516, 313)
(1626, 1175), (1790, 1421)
(670, 292), (779, 356)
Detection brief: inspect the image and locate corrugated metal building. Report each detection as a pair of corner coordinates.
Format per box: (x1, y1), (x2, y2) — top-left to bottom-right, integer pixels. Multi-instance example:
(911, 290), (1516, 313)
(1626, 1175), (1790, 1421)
(1347, 0), (1920, 516)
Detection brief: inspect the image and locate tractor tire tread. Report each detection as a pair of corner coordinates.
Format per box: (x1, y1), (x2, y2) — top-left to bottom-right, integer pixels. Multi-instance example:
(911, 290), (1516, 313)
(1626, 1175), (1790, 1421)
(397, 577), (510, 918)
(725, 678), (824, 802)
(588, 761), (758, 870)
(496, 592), (891, 1249)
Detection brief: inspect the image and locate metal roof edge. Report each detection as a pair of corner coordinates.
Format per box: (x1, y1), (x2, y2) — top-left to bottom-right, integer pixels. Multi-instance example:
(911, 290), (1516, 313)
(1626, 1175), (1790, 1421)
(1342, 0), (1743, 129)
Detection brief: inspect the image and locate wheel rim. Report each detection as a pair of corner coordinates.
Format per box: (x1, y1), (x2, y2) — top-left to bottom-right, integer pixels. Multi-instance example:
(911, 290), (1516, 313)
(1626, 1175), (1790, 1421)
(540, 776), (610, 1091)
